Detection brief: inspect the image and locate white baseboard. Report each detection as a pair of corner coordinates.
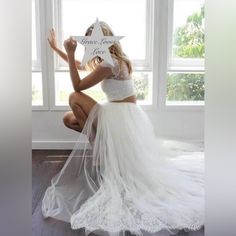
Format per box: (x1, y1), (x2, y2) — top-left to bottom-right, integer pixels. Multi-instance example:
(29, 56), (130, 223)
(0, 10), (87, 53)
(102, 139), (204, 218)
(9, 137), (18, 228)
(32, 138), (204, 150)
(32, 140), (77, 150)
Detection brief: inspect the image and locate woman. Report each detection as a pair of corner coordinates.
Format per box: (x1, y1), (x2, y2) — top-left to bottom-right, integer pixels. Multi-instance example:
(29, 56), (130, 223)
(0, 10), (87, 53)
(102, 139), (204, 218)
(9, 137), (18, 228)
(42, 22), (204, 236)
(47, 26), (135, 133)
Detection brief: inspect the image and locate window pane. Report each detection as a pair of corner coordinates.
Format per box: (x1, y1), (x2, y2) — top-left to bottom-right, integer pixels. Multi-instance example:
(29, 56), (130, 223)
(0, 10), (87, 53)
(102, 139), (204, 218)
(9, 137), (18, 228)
(55, 72), (152, 106)
(61, 0), (147, 61)
(32, 72), (43, 106)
(166, 72), (204, 102)
(172, 0), (205, 59)
(133, 72), (152, 105)
(32, 0), (43, 106)
(55, 72), (107, 106)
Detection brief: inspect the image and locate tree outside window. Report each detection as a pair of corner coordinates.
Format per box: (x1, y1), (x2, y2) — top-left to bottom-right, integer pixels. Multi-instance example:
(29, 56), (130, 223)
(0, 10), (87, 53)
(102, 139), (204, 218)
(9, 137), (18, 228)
(167, 4), (205, 102)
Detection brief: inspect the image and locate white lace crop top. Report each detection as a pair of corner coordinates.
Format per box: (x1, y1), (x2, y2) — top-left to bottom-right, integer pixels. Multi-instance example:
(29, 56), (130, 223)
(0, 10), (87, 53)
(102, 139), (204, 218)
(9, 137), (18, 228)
(100, 58), (135, 102)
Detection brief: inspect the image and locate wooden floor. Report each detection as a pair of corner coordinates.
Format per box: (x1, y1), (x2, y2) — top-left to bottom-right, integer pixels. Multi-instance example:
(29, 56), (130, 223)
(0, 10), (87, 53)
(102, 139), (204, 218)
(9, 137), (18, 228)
(32, 150), (204, 236)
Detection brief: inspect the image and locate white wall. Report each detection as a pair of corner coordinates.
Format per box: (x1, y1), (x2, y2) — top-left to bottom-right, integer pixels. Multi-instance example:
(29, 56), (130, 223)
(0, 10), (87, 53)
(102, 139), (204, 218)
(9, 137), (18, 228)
(32, 108), (204, 149)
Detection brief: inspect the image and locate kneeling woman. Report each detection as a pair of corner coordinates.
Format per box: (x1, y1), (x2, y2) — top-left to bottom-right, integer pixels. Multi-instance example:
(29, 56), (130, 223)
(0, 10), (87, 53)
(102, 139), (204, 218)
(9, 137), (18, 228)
(42, 22), (204, 236)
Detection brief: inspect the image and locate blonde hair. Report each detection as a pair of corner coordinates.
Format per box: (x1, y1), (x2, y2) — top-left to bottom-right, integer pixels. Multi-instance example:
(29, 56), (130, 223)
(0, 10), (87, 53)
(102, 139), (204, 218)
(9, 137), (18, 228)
(84, 21), (132, 74)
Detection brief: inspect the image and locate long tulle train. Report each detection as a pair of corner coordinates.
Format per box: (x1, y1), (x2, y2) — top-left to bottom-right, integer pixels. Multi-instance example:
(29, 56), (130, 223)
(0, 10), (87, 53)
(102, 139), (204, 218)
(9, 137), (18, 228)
(42, 102), (204, 236)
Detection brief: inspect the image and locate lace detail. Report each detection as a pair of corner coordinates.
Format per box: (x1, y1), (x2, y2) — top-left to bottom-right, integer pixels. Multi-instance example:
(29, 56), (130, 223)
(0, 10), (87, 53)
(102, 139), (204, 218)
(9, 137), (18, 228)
(42, 102), (204, 236)
(70, 186), (204, 234)
(100, 59), (120, 78)
(100, 57), (131, 80)
(101, 79), (135, 102)
(100, 57), (135, 101)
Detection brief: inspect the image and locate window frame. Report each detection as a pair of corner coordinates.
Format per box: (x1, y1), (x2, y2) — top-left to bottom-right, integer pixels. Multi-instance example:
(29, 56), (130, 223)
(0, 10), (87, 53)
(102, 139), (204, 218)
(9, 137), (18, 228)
(163, 0), (205, 111)
(32, 0), (205, 111)
(50, 0), (155, 110)
(32, 0), (41, 70)
(53, 0), (154, 71)
(32, 0), (50, 110)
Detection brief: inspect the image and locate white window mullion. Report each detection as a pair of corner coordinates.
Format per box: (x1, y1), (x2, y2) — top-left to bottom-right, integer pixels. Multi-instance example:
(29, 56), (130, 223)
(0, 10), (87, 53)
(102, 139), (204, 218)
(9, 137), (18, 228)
(167, 0), (174, 69)
(35, 0), (41, 70)
(148, 0), (154, 70)
(170, 58), (204, 67)
(54, 0), (64, 70)
(150, 0), (161, 109)
(169, 57), (205, 72)
(32, 0), (41, 71)
(43, 0), (57, 110)
(155, 0), (170, 111)
(168, 67), (204, 73)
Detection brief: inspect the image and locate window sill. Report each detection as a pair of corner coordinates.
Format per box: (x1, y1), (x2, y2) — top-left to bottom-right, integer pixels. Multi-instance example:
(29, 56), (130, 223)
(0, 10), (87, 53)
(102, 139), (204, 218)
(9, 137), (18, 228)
(163, 101), (204, 111)
(32, 102), (155, 111)
(32, 105), (49, 111)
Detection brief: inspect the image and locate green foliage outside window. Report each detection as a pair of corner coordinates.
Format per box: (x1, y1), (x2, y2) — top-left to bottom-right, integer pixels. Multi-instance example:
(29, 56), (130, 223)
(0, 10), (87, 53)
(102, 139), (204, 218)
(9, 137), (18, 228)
(173, 6), (205, 58)
(167, 73), (204, 101)
(32, 83), (42, 104)
(133, 73), (149, 100)
(167, 6), (205, 101)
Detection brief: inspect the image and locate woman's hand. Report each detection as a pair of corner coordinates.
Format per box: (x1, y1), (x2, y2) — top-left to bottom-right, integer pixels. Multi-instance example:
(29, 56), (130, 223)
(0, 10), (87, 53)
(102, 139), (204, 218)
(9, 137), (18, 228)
(47, 31), (83, 70)
(64, 37), (77, 55)
(47, 28), (58, 50)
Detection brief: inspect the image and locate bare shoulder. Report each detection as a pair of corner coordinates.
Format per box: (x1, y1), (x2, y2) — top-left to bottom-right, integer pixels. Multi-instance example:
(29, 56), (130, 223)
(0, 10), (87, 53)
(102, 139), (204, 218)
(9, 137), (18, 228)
(95, 62), (114, 78)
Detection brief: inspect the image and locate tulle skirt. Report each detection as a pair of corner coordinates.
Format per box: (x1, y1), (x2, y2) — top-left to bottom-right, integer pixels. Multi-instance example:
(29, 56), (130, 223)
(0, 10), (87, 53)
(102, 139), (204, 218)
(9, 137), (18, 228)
(42, 102), (204, 236)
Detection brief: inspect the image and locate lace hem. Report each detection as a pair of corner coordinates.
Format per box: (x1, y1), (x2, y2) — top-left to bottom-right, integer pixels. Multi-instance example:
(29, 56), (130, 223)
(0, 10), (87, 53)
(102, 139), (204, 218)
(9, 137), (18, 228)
(71, 214), (203, 234)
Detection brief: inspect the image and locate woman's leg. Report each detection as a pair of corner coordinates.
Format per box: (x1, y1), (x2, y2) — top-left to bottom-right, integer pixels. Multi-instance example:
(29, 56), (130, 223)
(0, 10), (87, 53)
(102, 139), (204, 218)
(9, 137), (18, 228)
(63, 91), (97, 132)
(63, 111), (83, 132)
(69, 91), (97, 116)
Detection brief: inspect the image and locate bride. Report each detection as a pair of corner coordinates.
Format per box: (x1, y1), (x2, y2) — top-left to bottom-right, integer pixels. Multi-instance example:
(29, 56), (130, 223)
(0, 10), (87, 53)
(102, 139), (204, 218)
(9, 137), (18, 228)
(42, 21), (204, 236)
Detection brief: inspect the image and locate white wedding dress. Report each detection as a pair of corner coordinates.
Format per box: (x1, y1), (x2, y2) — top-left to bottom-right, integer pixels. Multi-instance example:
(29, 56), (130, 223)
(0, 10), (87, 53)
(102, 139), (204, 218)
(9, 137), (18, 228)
(42, 57), (204, 236)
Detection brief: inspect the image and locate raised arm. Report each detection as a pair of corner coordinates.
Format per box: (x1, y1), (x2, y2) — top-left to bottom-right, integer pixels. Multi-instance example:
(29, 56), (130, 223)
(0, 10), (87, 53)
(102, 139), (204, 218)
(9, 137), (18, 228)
(47, 28), (85, 71)
(63, 38), (112, 92)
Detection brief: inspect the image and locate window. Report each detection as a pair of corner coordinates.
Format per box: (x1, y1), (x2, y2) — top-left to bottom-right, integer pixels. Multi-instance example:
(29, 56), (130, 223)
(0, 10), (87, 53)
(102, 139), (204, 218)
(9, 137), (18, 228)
(32, 0), (43, 106)
(32, 0), (205, 110)
(167, 0), (205, 105)
(53, 0), (153, 106)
